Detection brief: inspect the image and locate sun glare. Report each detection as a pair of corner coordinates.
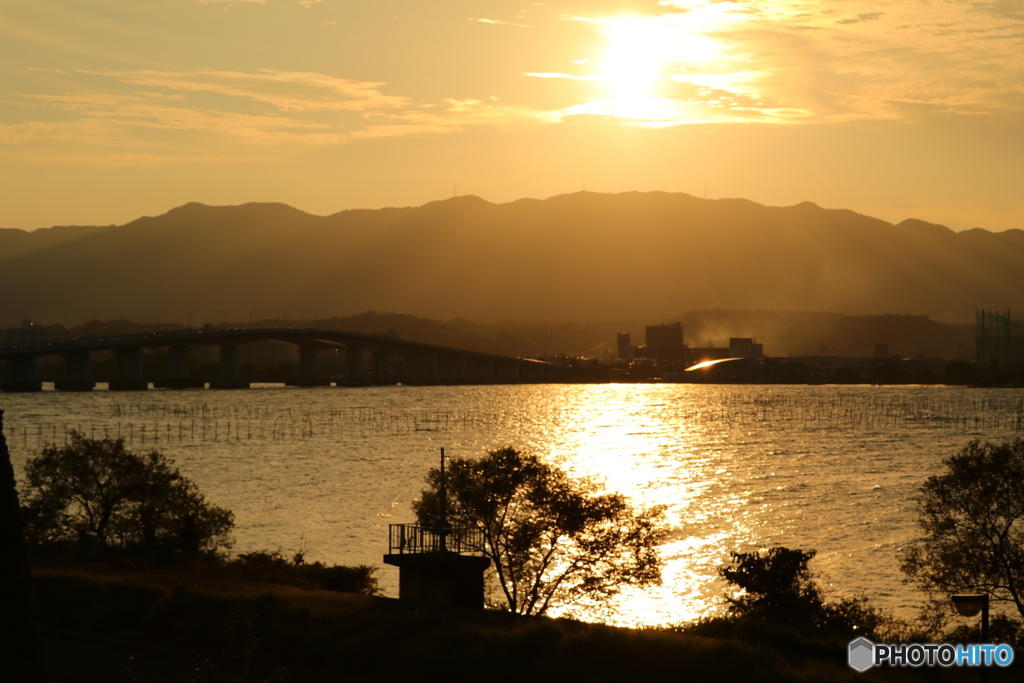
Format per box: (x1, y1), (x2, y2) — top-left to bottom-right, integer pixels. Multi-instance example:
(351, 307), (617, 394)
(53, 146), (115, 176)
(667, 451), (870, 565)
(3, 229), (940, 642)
(599, 18), (674, 103)
(596, 15), (720, 121)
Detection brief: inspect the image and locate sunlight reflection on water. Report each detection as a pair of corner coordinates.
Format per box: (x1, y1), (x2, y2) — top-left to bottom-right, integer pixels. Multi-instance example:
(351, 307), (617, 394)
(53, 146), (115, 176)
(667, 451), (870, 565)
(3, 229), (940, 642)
(3, 383), (1022, 626)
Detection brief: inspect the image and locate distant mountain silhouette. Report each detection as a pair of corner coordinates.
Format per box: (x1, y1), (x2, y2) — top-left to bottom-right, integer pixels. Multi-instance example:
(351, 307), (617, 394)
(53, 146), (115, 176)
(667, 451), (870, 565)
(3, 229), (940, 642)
(1, 192), (1020, 326)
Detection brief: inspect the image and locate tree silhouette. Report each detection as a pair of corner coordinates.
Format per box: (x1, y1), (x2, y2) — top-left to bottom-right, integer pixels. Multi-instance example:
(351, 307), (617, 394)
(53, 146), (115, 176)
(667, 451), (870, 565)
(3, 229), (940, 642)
(900, 439), (1024, 619)
(414, 447), (665, 616)
(20, 431), (233, 560)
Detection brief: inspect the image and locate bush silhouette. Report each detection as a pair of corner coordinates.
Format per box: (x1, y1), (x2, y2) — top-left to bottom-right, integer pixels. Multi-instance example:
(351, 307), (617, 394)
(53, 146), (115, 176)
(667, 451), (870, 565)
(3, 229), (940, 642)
(720, 547), (892, 640)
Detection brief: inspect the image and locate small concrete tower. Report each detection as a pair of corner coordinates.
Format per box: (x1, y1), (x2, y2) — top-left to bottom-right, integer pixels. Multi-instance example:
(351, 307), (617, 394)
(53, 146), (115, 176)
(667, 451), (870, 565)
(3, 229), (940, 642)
(383, 449), (490, 608)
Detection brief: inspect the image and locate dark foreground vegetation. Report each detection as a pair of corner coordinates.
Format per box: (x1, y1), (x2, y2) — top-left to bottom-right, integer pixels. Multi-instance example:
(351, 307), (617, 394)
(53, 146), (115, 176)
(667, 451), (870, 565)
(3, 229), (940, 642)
(7, 427), (1024, 680)
(33, 567), (868, 683)
(30, 557), (1024, 682)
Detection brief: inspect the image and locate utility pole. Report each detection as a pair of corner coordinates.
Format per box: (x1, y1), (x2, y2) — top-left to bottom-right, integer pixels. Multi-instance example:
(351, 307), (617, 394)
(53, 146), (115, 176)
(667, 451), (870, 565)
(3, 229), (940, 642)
(438, 447), (449, 552)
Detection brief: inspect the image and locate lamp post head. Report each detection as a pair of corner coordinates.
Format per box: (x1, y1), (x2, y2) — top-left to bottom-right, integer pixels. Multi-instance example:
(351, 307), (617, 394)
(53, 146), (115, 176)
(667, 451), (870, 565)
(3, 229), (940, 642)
(951, 593), (988, 618)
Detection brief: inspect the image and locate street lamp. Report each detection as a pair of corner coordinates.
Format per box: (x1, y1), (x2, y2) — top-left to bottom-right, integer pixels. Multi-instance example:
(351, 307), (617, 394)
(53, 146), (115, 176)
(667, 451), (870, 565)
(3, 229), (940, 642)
(952, 593), (989, 682)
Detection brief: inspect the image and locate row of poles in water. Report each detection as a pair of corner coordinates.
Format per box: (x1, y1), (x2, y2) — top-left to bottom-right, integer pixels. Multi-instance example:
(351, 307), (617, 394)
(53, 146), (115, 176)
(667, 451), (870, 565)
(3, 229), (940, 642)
(8, 413), (477, 448)
(7, 399), (1024, 450)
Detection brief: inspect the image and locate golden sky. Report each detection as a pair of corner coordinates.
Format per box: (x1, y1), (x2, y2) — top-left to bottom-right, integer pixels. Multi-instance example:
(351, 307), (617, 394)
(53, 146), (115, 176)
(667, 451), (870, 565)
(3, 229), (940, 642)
(2, 0), (1023, 230)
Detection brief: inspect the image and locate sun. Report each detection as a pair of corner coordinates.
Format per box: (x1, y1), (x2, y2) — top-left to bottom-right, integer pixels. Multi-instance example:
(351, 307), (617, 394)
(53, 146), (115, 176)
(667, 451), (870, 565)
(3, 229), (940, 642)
(599, 18), (676, 104)
(592, 15), (721, 121)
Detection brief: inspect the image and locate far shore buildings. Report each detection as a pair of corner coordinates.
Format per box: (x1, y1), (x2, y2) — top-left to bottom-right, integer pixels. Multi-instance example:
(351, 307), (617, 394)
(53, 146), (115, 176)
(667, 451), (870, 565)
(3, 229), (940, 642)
(615, 322), (963, 384)
(620, 323), (763, 367)
(645, 322), (684, 360)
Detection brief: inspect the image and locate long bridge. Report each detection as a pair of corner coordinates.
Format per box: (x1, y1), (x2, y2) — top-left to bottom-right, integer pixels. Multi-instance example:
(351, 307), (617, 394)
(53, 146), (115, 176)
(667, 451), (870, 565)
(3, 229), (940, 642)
(0, 327), (556, 391)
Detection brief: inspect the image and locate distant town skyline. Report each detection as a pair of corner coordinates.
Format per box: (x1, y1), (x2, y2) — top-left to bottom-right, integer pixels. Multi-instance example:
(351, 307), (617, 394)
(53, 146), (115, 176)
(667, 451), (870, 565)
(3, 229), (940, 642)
(3, 1), (1022, 232)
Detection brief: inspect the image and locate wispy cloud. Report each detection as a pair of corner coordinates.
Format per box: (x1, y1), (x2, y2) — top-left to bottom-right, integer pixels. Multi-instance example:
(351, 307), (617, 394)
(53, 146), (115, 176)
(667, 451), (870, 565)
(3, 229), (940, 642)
(524, 72), (600, 81)
(473, 17), (532, 28)
(547, 0), (1024, 125)
(1, 68), (531, 163)
(83, 69), (411, 112)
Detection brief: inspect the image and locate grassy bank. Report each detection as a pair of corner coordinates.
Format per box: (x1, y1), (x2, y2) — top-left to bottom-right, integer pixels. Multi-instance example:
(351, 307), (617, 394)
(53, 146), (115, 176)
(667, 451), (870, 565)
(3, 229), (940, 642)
(30, 567), (872, 682)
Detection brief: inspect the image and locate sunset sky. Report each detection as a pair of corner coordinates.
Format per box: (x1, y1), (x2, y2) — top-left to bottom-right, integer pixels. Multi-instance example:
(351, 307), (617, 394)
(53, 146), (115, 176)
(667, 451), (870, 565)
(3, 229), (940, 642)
(3, 0), (1022, 231)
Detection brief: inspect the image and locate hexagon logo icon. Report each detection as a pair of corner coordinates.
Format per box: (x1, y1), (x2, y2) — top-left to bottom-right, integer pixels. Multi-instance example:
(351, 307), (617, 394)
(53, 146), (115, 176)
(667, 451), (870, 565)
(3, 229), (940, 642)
(848, 637), (874, 672)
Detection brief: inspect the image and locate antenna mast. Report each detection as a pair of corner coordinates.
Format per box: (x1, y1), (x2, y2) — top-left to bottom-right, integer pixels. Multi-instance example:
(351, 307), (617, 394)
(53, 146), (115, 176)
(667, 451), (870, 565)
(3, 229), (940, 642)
(439, 447), (449, 552)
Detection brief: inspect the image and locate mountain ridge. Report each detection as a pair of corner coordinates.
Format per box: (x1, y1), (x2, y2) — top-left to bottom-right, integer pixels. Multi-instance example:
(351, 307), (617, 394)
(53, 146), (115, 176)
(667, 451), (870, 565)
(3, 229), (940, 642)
(1, 191), (1018, 326)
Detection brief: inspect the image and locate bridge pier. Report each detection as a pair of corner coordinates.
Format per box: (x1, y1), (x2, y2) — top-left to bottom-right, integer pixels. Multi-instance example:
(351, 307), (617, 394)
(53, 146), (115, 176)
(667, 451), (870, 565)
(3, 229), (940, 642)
(56, 350), (94, 391)
(374, 351), (391, 384)
(340, 347), (368, 386)
(210, 345), (249, 389)
(154, 345), (205, 388)
(497, 362), (522, 381)
(443, 355), (468, 382)
(109, 347), (148, 391)
(479, 358), (495, 381)
(2, 354), (42, 392)
(286, 345), (330, 387)
(412, 352), (439, 384)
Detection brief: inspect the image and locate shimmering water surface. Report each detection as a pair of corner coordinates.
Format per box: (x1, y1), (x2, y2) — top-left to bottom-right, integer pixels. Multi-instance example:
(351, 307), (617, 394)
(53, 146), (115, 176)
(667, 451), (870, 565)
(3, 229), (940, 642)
(4, 384), (1023, 626)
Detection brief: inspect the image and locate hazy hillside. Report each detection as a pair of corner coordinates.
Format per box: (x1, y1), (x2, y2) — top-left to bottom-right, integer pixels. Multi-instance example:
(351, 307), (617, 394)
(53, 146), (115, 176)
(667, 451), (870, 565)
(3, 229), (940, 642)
(1, 192), (1020, 326)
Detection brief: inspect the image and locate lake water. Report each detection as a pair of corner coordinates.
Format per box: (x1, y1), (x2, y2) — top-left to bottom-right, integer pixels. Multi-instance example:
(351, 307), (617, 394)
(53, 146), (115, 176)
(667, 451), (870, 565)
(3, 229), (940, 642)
(3, 383), (1022, 626)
